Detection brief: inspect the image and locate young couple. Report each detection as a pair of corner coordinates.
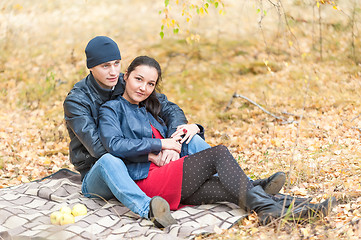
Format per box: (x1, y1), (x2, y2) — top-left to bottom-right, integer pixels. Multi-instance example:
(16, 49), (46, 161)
(63, 36), (334, 228)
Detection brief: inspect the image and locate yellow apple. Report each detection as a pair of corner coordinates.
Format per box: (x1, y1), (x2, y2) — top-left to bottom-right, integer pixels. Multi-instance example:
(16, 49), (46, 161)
(60, 213), (75, 225)
(72, 203), (87, 216)
(60, 206), (72, 215)
(50, 211), (63, 225)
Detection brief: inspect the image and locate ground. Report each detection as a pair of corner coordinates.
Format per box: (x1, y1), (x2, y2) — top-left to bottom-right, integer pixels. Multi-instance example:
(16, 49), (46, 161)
(0, 0), (361, 239)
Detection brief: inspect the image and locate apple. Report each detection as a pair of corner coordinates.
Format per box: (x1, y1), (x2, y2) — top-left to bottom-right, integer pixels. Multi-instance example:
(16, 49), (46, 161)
(60, 206), (72, 215)
(72, 203), (87, 216)
(60, 213), (75, 225)
(50, 211), (63, 225)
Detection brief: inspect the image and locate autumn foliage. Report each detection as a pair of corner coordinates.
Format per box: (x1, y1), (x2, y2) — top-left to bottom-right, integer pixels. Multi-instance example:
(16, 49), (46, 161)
(0, 0), (361, 239)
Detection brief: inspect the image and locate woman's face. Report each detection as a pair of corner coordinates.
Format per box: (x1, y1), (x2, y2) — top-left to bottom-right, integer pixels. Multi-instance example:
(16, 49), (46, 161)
(90, 60), (121, 89)
(123, 65), (158, 105)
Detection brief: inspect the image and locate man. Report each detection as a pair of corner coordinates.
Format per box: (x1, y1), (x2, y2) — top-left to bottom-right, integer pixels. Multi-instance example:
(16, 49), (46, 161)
(63, 36), (286, 228)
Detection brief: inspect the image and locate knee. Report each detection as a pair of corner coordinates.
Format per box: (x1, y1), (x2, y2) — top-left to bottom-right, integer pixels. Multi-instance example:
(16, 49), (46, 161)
(98, 153), (127, 169)
(187, 134), (211, 153)
(190, 134), (204, 143)
(214, 144), (228, 152)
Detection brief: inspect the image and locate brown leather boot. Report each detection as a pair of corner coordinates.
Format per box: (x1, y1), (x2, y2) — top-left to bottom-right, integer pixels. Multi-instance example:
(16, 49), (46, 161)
(148, 196), (177, 228)
(252, 172), (286, 195)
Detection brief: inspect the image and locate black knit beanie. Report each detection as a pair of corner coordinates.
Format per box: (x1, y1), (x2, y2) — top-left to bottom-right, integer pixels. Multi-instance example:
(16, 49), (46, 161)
(85, 36), (121, 69)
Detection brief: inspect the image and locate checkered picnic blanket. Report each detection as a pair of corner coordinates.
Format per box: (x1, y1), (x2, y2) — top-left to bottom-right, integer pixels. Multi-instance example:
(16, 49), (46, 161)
(0, 169), (247, 239)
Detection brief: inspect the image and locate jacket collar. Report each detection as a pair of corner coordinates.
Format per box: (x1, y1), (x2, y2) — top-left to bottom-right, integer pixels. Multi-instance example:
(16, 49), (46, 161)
(117, 95), (167, 135)
(117, 95), (141, 110)
(88, 73), (113, 103)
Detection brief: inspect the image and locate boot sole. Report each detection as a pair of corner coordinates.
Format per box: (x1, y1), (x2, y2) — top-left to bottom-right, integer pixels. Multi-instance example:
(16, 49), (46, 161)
(149, 196), (177, 228)
(264, 172), (286, 195)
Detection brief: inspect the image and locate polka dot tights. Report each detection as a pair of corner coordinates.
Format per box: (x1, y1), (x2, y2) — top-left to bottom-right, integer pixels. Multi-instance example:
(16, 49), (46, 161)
(180, 145), (253, 207)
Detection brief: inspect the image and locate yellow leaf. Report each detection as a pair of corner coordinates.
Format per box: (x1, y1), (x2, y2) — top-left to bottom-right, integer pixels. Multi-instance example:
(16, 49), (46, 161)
(199, 8), (204, 16)
(13, 4), (23, 10)
(292, 186), (308, 196)
(317, 1), (320, 8)
(251, 227), (258, 233)
(43, 159), (51, 165)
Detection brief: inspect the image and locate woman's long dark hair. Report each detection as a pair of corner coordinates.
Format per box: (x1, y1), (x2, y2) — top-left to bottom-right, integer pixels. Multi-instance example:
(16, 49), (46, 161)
(125, 56), (163, 123)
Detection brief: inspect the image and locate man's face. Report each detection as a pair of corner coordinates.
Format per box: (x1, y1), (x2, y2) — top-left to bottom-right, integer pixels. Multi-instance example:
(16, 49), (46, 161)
(90, 60), (121, 89)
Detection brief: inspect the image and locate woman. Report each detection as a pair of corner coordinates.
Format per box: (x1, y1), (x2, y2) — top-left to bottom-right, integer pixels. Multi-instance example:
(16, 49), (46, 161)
(99, 56), (334, 226)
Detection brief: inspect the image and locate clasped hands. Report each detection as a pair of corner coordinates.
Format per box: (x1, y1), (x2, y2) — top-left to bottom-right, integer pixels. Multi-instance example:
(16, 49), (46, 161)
(148, 124), (200, 166)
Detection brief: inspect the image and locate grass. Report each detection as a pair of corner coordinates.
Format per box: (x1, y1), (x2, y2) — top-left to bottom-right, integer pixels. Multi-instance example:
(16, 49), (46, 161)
(1, 0), (361, 239)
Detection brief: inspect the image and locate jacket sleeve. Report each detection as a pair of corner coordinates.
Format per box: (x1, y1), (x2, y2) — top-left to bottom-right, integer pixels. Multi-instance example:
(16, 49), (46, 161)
(157, 93), (188, 137)
(99, 104), (162, 163)
(63, 94), (107, 159)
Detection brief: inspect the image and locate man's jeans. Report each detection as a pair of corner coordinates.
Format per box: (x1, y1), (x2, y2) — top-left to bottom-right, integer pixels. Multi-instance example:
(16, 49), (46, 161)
(82, 135), (211, 218)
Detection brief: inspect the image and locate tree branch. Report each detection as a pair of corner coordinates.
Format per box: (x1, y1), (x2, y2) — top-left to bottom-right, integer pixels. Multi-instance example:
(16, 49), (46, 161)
(224, 92), (296, 124)
(351, 113), (361, 122)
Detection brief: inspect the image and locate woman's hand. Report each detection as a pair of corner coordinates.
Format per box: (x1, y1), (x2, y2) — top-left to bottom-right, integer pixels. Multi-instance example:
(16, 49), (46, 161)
(171, 124), (200, 144)
(148, 150), (180, 166)
(160, 138), (182, 153)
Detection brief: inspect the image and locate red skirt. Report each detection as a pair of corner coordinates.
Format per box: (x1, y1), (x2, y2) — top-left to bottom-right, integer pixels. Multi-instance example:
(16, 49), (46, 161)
(136, 124), (185, 210)
(135, 157), (185, 210)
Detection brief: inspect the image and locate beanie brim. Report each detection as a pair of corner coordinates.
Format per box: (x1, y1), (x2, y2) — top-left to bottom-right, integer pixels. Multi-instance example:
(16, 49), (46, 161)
(87, 54), (121, 69)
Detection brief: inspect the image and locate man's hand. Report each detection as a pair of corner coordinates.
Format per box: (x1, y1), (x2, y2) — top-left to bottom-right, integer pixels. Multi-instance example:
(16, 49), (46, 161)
(161, 150), (180, 165)
(148, 152), (163, 166)
(171, 124), (200, 144)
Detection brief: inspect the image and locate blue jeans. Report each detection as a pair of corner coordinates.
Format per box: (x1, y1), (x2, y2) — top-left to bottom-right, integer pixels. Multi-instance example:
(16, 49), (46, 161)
(183, 134), (211, 156)
(81, 134), (210, 218)
(82, 153), (151, 218)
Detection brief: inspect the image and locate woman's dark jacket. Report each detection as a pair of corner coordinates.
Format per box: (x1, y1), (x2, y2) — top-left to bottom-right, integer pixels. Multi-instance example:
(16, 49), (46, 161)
(63, 73), (188, 179)
(98, 96), (205, 180)
(99, 96), (167, 180)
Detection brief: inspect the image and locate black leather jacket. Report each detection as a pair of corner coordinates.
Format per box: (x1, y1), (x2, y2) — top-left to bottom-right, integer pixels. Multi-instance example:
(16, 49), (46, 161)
(63, 73), (188, 179)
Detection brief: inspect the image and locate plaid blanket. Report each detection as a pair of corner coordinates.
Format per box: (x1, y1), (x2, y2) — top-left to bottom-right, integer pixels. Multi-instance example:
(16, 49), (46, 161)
(0, 169), (247, 239)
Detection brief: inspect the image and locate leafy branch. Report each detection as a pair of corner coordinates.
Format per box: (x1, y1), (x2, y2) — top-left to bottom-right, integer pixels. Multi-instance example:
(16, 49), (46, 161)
(159, 0), (225, 40)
